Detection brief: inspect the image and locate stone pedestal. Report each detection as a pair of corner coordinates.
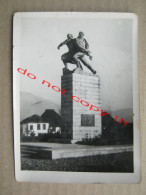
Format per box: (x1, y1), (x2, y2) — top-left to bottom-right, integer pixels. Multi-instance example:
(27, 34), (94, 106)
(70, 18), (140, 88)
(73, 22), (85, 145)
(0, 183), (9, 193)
(61, 69), (102, 143)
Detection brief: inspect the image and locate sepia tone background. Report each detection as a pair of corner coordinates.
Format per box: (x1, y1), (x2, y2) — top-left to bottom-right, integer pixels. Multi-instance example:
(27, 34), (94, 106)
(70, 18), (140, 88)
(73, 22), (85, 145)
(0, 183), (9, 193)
(0, 0), (145, 194)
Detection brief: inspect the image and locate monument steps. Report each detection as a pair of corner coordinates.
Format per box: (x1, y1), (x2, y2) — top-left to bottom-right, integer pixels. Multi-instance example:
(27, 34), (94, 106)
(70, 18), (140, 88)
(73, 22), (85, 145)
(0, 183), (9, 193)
(21, 143), (133, 160)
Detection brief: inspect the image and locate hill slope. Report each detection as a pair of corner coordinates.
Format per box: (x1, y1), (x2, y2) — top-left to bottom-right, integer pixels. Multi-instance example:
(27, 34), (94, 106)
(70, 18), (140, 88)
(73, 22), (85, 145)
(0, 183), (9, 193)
(110, 108), (133, 123)
(20, 92), (60, 121)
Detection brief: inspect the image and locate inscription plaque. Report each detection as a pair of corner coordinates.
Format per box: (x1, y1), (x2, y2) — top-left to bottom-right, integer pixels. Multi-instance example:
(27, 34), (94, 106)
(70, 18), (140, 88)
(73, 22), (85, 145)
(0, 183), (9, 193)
(81, 114), (95, 126)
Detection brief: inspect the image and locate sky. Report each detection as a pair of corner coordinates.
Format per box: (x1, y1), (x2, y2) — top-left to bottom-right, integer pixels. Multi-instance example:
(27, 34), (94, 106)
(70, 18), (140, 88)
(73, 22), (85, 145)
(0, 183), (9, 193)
(15, 13), (133, 119)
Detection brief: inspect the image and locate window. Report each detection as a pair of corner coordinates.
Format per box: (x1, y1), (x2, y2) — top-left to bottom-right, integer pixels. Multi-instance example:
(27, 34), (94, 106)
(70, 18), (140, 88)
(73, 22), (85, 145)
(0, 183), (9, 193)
(30, 125), (33, 130)
(37, 124), (40, 130)
(43, 124), (46, 130)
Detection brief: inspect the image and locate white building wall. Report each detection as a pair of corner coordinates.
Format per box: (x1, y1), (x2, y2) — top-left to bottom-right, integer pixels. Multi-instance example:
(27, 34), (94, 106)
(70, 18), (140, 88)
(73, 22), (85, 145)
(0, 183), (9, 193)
(22, 123), (49, 136)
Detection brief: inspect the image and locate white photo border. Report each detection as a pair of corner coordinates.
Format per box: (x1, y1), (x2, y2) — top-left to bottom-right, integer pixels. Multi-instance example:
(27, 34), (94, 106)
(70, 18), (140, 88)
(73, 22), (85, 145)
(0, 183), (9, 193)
(13, 12), (140, 184)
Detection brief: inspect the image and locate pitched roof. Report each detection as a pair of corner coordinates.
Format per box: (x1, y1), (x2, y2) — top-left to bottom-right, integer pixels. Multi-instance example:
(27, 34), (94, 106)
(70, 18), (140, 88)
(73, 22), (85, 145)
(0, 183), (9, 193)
(21, 114), (45, 124)
(41, 109), (61, 127)
(21, 110), (61, 127)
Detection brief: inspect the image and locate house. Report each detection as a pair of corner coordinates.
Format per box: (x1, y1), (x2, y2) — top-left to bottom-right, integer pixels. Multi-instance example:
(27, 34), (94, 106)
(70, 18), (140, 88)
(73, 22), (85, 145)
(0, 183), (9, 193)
(20, 109), (61, 138)
(41, 109), (61, 133)
(20, 115), (49, 137)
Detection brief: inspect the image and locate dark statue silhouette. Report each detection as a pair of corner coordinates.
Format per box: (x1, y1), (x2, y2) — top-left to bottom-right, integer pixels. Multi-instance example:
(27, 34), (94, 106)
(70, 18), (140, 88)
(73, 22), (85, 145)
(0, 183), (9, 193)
(58, 32), (96, 74)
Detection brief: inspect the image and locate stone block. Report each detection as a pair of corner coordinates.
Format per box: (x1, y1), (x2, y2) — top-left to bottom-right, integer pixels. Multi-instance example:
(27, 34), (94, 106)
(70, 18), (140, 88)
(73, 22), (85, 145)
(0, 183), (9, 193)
(61, 71), (102, 142)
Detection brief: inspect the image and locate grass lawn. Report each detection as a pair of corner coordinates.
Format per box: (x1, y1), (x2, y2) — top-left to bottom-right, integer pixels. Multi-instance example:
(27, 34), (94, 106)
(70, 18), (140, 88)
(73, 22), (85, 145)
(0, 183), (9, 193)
(21, 151), (133, 172)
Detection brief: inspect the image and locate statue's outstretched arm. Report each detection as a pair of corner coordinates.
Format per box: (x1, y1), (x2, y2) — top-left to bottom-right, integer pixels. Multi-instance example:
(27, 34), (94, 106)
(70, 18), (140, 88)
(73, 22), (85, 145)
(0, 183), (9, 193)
(84, 40), (93, 59)
(85, 39), (89, 50)
(57, 40), (67, 49)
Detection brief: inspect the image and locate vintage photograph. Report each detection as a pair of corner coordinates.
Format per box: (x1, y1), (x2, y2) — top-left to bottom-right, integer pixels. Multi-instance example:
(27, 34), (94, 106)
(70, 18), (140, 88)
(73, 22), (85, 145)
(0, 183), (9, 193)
(13, 12), (140, 183)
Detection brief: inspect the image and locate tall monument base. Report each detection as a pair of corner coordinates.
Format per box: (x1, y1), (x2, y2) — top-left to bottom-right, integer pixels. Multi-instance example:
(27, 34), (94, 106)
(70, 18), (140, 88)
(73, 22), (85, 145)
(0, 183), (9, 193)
(61, 68), (102, 143)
